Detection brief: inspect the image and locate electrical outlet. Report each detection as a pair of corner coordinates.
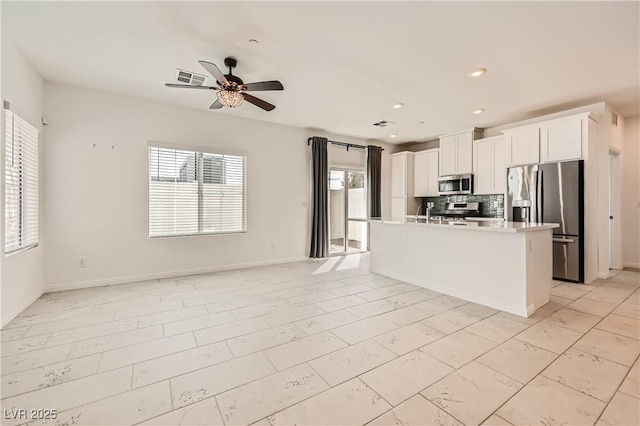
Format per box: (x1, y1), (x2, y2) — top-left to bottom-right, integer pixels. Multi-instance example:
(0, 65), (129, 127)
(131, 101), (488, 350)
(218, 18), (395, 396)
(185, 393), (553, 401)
(78, 258), (87, 268)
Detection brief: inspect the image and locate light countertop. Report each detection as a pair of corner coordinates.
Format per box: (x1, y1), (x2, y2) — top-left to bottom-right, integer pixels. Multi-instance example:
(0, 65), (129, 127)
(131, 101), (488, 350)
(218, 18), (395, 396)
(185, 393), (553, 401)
(372, 217), (559, 233)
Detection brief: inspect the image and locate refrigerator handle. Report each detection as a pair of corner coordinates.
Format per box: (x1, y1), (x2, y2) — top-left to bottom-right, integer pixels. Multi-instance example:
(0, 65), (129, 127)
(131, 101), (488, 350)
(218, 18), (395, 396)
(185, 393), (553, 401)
(531, 169), (543, 223)
(530, 170), (538, 223)
(536, 169), (543, 223)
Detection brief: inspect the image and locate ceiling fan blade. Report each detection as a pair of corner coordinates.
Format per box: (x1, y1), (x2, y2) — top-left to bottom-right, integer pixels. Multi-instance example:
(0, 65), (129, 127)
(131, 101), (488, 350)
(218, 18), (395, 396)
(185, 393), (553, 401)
(242, 93), (276, 111)
(242, 80), (284, 91)
(199, 61), (229, 84)
(210, 99), (223, 110)
(165, 83), (217, 90)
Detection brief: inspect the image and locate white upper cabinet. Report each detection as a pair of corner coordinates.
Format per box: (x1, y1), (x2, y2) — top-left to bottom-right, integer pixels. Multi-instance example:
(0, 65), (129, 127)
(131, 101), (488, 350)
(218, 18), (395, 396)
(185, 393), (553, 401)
(473, 137), (494, 195)
(540, 113), (585, 163)
(493, 136), (507, 194)
(504, 112), (589, 167)
(439, 129), (480, 176)
(456, 131), (473, 174)
(439, 135), (458, 176)
(503, 126), (540, 166)
(473, 135), (507, 195)
(413, 149), (439, 197)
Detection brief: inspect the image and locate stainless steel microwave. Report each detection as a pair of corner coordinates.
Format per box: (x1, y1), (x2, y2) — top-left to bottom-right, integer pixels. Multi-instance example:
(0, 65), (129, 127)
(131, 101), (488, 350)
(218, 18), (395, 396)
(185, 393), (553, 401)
(438, 174), (473, 195)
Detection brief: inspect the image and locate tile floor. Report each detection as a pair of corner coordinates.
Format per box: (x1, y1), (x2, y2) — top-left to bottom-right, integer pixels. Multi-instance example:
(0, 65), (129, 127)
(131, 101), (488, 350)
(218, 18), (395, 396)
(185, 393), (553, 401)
(1, 255), (638, 426)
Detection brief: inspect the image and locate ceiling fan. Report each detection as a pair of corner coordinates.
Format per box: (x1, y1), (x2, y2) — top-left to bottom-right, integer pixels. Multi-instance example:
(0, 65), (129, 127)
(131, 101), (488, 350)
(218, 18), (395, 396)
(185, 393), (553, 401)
(165, 57), (283, 111)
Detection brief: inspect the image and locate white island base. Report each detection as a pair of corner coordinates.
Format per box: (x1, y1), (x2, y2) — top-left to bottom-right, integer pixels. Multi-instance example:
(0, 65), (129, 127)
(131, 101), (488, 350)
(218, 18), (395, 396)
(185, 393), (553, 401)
(370, 220), (559, 317)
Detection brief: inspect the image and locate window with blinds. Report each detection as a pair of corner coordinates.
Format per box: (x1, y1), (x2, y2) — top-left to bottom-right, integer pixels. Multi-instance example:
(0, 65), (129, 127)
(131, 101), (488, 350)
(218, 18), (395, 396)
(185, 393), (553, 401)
(4, 109), (39, 254)
(148, 145), (246, 238)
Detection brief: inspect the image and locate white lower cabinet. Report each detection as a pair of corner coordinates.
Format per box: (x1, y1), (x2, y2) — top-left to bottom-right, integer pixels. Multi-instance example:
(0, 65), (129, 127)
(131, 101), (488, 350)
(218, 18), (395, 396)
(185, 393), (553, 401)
(473, 135), (506, 195)
(413, 149), (439, 197)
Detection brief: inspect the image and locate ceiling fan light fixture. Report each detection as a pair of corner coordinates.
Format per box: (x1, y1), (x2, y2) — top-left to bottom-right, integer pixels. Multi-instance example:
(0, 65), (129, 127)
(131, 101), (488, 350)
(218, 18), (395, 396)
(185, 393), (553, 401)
(217, 90), (244, 108)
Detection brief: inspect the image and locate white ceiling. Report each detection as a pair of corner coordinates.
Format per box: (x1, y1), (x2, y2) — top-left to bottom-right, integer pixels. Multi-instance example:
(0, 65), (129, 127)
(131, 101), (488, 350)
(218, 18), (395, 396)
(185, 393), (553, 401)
(3, 1), (639, 144)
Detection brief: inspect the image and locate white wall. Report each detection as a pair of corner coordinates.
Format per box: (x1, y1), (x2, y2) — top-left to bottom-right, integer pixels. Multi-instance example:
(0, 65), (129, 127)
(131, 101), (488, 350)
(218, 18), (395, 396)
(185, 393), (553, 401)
(622, 116), (639, 268)
(1, 37), (46, 326)
(43, 82), (391, 290)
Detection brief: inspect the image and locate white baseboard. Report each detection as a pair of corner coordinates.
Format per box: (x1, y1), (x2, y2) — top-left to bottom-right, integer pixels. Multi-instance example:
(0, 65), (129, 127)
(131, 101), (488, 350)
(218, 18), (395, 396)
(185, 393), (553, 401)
(598, 272), (611, 279)
(44, 256), (308, 293)
(624, 262), (640, 269)
(1, 291), (44, 328)
(371, 267), (534, 318)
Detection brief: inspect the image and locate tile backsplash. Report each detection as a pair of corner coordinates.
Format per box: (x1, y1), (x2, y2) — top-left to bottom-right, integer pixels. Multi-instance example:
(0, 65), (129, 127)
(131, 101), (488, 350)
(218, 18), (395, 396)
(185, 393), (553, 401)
(422, 194), (505, 218)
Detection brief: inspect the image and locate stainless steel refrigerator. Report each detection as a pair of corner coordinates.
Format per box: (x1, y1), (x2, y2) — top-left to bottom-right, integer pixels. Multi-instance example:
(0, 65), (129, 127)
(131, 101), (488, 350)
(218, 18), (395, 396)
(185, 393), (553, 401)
(507, 160), (584, 282)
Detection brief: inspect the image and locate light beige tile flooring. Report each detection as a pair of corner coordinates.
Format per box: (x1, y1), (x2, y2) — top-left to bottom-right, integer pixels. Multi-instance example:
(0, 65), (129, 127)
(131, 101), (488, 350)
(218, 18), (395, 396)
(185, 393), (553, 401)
(1, 256), (638, 426)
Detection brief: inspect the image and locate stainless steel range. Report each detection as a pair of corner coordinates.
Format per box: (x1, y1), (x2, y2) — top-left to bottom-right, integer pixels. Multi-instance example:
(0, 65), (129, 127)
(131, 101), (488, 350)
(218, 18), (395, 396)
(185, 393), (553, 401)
(429, 202), (481, 221)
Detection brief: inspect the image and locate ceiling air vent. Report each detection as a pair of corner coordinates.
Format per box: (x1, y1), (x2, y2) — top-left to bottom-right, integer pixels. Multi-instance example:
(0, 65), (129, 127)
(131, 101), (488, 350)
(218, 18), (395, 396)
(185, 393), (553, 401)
(611, 111), (618, 127)
(373, 120), (395, 128)
(176, 69), (207, 86)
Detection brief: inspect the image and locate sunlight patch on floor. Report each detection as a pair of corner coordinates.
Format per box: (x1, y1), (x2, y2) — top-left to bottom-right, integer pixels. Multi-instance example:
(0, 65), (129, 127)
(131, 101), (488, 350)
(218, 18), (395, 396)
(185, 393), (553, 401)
(337, 253), (362, 270)
(313, 256), (341, 274)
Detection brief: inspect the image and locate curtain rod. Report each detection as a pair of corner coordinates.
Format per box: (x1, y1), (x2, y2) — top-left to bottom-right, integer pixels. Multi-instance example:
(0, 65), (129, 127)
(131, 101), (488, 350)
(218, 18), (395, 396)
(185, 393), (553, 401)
(306, 137), (384, 151)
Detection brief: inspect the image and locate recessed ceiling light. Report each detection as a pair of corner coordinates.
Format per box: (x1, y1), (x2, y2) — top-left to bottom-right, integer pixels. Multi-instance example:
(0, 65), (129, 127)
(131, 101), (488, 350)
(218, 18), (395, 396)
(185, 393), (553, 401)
(467, 68), (487, 78)
(392, 103), (404, 109)
(473, 108), (485, 114)
(418, 121), (425, 124)
(248, 39), (259, 44)
(390, 134), (397, 138)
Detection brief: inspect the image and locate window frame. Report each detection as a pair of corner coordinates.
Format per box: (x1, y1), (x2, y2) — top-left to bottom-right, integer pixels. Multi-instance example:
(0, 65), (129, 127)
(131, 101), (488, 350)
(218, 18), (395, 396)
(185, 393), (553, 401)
(4, 108), (39, 255)
(147, 142), (247, 239)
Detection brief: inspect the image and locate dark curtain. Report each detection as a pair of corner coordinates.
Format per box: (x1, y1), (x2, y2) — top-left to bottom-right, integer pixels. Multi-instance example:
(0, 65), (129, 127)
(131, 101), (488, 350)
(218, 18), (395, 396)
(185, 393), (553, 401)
(309, 137), (329, 258)
(367, 145), (383, 219)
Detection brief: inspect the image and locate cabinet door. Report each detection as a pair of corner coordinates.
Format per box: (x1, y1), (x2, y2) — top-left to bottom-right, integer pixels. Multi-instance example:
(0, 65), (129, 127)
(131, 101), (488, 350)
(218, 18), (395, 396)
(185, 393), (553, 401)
(413, 152), (428, 197)
(426, 150), (439, 196)
(391, 197), (406, 221)
(505, 127), (540, 166)
(391, 154), (406, 197)
(439, 135), (458, 176)
(540, 117), (582, 162)
(473, 139), (493, 195)
(456, 132), (473, 174)
(493, 136), (507, 194)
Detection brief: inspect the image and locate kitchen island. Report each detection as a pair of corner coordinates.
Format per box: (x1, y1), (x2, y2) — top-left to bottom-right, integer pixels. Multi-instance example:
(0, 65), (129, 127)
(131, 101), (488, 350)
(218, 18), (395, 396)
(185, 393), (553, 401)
(369, 218), (559, 317)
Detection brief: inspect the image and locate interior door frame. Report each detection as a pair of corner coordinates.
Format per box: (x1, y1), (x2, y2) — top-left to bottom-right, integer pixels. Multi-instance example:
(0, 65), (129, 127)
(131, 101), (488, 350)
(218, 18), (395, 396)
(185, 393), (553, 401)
(609, 149), (623, 270)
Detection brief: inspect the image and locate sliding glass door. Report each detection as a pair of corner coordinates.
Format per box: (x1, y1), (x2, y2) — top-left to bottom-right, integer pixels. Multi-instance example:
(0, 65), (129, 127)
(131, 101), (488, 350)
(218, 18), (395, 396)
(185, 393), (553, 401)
(329, 169), (368, 255)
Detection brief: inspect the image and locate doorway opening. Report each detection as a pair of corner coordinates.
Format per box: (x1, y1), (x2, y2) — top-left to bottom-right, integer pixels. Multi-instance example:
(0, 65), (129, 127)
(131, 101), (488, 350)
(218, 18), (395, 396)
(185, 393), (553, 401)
(329, 169), (368, 255)
(609, 150), (622, 270)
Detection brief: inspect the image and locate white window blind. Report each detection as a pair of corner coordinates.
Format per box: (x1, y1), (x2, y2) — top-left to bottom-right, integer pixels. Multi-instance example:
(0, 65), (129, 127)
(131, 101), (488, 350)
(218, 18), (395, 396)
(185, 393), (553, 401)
(148, 145), (246, 238)
(4, 109), (39, 253)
